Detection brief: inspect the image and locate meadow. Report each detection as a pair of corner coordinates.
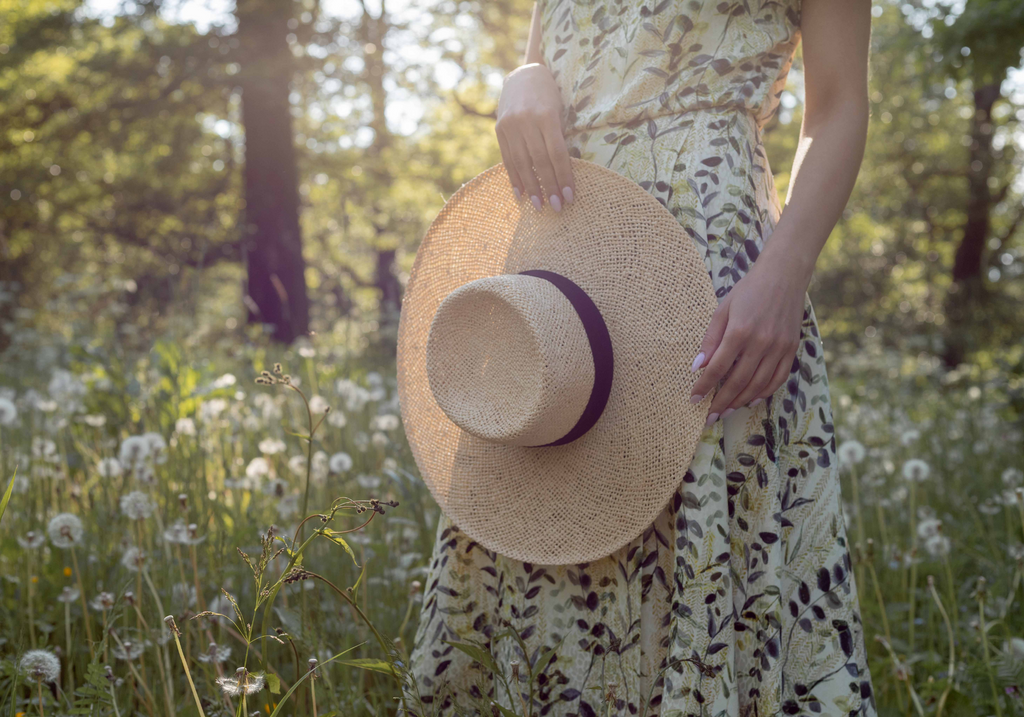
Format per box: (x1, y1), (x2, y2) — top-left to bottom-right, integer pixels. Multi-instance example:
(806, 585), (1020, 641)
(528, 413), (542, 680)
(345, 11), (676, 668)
(0, 320), (1022, 717)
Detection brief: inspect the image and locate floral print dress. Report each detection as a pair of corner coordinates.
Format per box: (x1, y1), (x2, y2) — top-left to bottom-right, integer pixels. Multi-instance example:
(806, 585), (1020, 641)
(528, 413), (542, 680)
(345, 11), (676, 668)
(408, 1), (876, 715)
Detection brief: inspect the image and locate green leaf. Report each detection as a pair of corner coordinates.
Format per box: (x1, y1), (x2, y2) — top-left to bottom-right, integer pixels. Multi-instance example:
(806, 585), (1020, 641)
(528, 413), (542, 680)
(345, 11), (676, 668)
(268, 644), (366, 717)
(0, 467), (18, 526)
(490, 701), (519, 717)
(336, 658), (397, 676)
(322, 529), (360, 567)
(266, 672), (282, 695)
(442, 638), (498, 674)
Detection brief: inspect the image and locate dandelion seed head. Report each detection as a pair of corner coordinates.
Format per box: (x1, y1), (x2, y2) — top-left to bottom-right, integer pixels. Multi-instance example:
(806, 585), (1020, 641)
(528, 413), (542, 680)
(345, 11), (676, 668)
(899, 429), (920, 446)
(18, 531), (46, 550)
(924, 534), (951, 559)
(258, 438), (286, 455)
(329, 452), (353, 474)
(121, 547), (146, 572)
(216, 668), (266, 696)
(1002, 468), (1023, 487)
(120, 490), (157, 520)
(370, 431), (388, 448)
(143, 432), (168, 464)
(308, 395), (329, 414)
(175, 417), (197, 436)
(198, 642), (232, 664)
(47, 513), (84, 548)
(57, 586), (80, 603)
(119, 435), (150, 467)
(837, 440), (866, 466)
(246, 456), (270, 479)
(98, 457), (123, 478)
(901, 459), (930, 482)
(371, 413), (400, 431)
(113, 640), (146, 661)
(91, 592), (116, 611)
(326, 409), (347, 428)
(20, 649), (60, 683)
(0, 397), (18, 426)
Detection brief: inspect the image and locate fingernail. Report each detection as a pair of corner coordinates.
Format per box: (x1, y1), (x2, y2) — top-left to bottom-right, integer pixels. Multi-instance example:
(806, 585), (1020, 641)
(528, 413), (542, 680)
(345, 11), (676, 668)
(750, 398), (763, 407)
(513, 186), (522, 201)
(550, 194), (562, 212)
(690, 352), (705, 373)
(531, 195), (542, 211)
(722, 408), (735, 418)
(705, 412), (719, 427)
(689, 393), (703, 404)
(563, 186), (574, 204)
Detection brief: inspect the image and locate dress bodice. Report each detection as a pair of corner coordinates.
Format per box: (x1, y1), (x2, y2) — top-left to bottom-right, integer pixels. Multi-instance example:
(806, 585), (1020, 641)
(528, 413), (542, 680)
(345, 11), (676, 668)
(539, 0), (803, 135)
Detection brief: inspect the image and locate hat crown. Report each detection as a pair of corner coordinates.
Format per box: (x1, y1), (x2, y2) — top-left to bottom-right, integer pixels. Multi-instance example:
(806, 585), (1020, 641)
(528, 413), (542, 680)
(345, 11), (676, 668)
(425, 274), (596, 447)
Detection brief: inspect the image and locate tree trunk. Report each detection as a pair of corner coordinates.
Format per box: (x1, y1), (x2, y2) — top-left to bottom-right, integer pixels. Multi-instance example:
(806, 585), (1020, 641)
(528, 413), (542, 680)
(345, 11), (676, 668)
(236, 0), (309, 344)
(941, 80), (1000, 368)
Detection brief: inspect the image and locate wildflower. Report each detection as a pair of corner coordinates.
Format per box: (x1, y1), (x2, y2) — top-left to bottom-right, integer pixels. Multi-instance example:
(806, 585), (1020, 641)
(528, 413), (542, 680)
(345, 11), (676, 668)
(163, 519), (206, 545)
(259, 438), (287, 455)
(175, 417), (197, 436)
(357, 474), (382, 490)
(917, 517), (942, 541)
(17, 531), (46, 550)
(47, 513), (84, 548)
(308, 395), (329, 414)
(172, 582), (197, 608)
(143, 432), (168, 464)
(121, 547), (146, 572)
(899, 429), (920, 446)
(371, 413), (400, 431)
(97, 457), (123, 478)
(119, 436), (150, 468)
(57, 586), (80, 603)
(263, 478), (288, 498)
(113, 640), (147, 661)
(901, 459), (930, 482)
(0, 397), (17, 426)
(213, 373), (237, 389)
(978, 498), (1001, 516)
(19, 649), (60, 684)
(1002, 468), (1023, 487)
(197, 642), (232, 664)
(216, 667), (266, 696)
(246, 457), (270, 479)
(91, 592), (116, 611)
(370, 431), (388, 448)
(327, 410), (348, 428)
(120, 491), (157, 520)
(924, 534), (951, 559)
(329, 452), (353, 474)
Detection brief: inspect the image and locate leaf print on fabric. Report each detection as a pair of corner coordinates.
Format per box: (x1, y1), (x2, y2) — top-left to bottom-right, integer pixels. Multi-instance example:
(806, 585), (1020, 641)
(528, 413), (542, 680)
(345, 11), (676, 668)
(409, 0), (876, 715)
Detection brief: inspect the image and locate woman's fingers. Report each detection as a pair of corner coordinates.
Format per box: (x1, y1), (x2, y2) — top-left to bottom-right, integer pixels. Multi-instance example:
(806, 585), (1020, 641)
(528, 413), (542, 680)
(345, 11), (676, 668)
(496, 127), (525, 201)
(541, 115), (575, 205)
(502, 126), (544, 208)
(707, 350), (760, 420)
(524, 123), (563, 211)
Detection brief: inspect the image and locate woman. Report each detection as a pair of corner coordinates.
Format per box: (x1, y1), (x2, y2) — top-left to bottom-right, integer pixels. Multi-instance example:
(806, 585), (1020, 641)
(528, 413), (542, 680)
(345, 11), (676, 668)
(409, 0), (874, 714)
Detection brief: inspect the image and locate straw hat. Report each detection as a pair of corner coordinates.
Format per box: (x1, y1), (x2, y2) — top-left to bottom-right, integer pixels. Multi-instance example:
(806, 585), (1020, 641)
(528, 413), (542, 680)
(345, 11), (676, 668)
(396, 158), (718, 565)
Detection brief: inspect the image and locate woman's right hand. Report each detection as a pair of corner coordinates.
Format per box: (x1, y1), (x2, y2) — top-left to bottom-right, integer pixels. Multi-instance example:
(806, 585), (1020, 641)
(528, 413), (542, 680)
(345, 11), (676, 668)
(496, 62), (575, 213)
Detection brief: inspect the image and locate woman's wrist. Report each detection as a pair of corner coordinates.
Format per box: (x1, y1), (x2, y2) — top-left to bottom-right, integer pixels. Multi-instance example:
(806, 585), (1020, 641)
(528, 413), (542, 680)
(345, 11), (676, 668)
(755, 231), (816, 294)
(504, 62), (546, 84)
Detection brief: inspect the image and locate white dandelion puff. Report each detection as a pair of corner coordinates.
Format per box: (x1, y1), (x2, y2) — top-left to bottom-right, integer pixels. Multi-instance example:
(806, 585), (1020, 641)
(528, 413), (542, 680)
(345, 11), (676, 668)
(172, 582), (197, 608)
(901, 459), (930, 482)
(329, 452), (353, 474)
(1002, 467), (1023, 487)
(899, 429), (921, 446)
(121, 547), (146, 572)
(113, 640), (147, 661)
(370, 413), (400, 432)
(263, 478), (289, 498)
(120, 491), (157, 520)
(246, 456), (270, 479)
(287, 454), (307, 476)
(98, 457), (123, 478)
(258, 438), (287, 455)
(216, 667), (266, 697)
(0, 397), (18, 426)
(143, 432), (167, 464)
(837, 440), (866, 467)
(119, 435), (150, 467)
(47, 513), (84, 548)
(924, 534), (951, 559)
(175, 417), (197, 436)
(57, 586), (80, 603)
(326, 410), (347, 428)
(197, 642), (232, 664)
(20, 649), (61, 683)
(308, 395), (329, 414)
(163, 519), (206, 545)
(356, 474), (382, 490)
(90, 592), (116, 611)
(370, 431), (388, 448)
(17, 531), (46, 550)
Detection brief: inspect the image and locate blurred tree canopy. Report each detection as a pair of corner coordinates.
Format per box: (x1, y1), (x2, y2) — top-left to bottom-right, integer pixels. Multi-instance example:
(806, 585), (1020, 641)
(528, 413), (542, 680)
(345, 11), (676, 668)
(0, 0), (1021, 371)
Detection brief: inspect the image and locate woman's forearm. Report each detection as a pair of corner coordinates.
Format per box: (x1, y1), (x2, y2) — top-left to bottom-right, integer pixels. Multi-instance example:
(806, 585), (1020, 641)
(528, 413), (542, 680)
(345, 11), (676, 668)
(523, 2), (544, 65)
(758, 95), (870, 289)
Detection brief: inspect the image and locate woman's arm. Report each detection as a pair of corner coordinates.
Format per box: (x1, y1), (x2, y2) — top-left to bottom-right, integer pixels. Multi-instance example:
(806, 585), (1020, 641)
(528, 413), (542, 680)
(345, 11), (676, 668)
(524, 1), (544, 65)
(687, 0), (871, 423)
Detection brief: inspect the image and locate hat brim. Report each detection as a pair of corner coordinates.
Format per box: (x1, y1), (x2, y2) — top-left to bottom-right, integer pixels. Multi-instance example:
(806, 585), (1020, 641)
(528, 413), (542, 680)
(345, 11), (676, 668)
(397, 158), (718, 565)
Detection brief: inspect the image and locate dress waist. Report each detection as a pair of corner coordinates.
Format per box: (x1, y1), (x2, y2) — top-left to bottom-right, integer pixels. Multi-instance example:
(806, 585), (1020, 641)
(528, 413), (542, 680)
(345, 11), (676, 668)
(563, 102), (762, 138)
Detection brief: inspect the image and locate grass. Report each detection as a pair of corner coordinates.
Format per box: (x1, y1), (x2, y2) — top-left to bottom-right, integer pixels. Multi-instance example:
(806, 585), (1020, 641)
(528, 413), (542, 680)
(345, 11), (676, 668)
(0, 332), (1022, 716)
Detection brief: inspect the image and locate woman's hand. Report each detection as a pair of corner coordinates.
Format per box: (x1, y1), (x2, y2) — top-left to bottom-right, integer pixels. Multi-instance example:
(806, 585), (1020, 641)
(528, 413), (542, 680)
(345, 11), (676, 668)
(688, 249), (810, 425)
(496, 63), (575, 212)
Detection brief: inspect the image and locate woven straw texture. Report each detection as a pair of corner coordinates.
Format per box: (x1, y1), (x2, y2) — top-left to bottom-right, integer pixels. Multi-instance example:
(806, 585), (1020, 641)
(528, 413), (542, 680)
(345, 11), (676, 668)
(396, 157), (718, 565)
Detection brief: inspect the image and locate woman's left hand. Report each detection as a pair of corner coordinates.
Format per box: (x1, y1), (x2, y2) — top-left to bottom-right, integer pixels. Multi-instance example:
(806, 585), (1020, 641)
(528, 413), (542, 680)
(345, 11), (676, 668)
(688, 250), (810, 425)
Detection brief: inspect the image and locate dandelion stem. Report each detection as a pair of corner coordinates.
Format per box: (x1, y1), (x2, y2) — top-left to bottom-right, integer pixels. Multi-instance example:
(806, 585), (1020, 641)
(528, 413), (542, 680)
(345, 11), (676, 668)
(64, 597), (75, 696)
(37, 678), (45, 717)
(927, 577), (955, 717)
(27, 560), (37, 649)
(167, 616), (207, 717)
(977, 588), (1003, 717)
(110, 630), (160, 717)
(907, 480), (917, 654)
(141, 568), (177, 717)
(70, 544), (96, 658)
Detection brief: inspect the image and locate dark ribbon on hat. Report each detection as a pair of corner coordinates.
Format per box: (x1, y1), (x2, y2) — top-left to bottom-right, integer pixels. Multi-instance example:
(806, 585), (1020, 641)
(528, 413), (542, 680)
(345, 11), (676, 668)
(518, 269), (614, 447)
